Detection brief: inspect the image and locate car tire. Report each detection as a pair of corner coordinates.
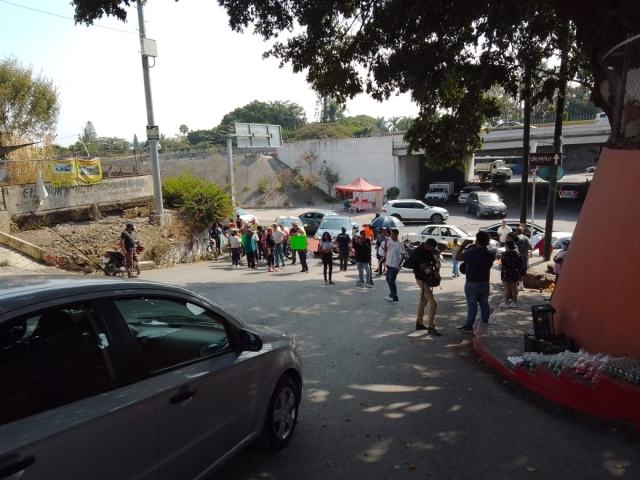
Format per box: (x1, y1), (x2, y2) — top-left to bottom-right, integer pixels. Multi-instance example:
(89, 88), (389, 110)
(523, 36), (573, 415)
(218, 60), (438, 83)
(430, 214), (443, 224)
(476, 210), (482, 218)
(259, 375), (300, 451)
(391, 214), (402, 221)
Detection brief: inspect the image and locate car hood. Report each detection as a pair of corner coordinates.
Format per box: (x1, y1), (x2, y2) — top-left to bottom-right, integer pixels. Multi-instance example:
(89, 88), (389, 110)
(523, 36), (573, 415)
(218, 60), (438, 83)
(481, 201), (506, 207)
(427, 206), (448, 213)
(315, 229), (350, 239)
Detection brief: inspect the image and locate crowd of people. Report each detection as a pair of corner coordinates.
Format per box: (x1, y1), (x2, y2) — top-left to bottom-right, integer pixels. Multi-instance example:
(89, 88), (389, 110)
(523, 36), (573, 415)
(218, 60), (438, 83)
(206, 216), (568, 337)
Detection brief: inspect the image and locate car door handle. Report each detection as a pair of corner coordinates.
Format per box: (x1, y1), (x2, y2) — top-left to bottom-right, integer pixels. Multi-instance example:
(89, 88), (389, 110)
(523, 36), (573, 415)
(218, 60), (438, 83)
(0, 453), (36, 479)
(170, 386), (198, 404)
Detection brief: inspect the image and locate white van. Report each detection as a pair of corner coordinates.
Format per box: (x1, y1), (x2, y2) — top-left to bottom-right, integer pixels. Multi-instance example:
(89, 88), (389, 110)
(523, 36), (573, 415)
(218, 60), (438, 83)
(595, 112), (609, 124)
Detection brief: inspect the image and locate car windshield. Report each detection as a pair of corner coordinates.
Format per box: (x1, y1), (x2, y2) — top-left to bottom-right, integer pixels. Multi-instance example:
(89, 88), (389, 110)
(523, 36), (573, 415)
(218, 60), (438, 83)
(236, 208), (248, 215)
(462, 187), (476, 193)
(319, 218), (351, 230)
(276, 218), (299, 227)
(454, 227), (471, 236)
(478, 193), (500, 202)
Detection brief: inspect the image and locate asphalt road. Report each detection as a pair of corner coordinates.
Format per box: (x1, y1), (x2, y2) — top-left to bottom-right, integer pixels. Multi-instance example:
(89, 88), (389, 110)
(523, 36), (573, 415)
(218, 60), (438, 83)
(143, 205), (639, 479)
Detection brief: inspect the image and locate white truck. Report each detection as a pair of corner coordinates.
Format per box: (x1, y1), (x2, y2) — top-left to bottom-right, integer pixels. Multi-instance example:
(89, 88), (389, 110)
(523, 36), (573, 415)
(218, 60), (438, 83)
(475, 160), (513, 182)
(424, 182), (454, 204)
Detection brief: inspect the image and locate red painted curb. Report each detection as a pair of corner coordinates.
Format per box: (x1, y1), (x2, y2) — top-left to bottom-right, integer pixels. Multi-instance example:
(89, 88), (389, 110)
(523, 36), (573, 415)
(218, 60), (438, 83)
(473, 326), (640, 429)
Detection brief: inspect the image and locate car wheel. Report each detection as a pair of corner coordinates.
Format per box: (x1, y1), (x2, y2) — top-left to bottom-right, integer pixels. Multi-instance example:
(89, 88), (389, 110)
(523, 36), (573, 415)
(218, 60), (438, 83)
(430, 214), (443, 224)
(391, 214), (402, 221)
(465, 204), (470, 213)
(476, 210), (482, 218)
(260, 375), (300, 451)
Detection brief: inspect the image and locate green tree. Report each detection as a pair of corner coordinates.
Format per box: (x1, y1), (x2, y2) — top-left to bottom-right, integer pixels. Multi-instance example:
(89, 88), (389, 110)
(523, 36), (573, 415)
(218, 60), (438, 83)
(0, 55), (60, 146)
(396, 117), (415, 132)
(70, 0), (640, 149)
(565, 85), (601, 118)
(293, 122), (353, 141)
(320, 161), (340, 194)
(179, 124), (189, 135)
(339, 115), (376, 136)
(386, 117), (401, 132)
(220, 100), (307, 131)
(484, 85), (522, 125)
(374, 117), (388, 133)
(83, 121), (97, 143)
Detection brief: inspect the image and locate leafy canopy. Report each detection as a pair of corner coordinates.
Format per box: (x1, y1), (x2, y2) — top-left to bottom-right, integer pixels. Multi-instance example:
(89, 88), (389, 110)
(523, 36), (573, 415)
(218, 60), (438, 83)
(0, 56), (60, 145)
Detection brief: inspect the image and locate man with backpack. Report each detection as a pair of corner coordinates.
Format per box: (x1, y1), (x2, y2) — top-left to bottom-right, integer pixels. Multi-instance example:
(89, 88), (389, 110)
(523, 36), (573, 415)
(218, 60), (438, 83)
(406, 238), (442, 335)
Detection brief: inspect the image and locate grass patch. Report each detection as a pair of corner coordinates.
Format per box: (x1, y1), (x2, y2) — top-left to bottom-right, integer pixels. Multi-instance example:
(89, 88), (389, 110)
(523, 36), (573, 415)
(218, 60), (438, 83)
(0, 260), (9, 267)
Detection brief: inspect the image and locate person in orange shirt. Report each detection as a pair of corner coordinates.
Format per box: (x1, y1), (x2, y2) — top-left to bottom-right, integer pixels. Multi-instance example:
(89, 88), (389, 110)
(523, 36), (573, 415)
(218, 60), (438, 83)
(363, 224), (373, 240)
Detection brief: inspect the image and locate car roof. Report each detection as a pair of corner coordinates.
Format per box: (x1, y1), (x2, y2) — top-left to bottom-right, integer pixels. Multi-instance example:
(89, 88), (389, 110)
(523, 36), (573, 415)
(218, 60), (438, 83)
(482, 221), (545, 231)
(303, 210), (338, 215)
(320, 215), (351, 221)
(0, 276), (190, 316)
(389, 199), (424, 203)
(275, 216), (301, 220)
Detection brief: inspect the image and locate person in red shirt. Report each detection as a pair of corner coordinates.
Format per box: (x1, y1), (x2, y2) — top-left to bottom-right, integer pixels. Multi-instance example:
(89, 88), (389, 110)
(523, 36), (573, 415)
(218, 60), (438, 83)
(533, 237), (545, 257)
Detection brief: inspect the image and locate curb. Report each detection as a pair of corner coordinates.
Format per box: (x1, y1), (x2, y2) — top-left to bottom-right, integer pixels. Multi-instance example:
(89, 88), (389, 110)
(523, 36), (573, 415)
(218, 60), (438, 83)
(473, 309), (640, 429)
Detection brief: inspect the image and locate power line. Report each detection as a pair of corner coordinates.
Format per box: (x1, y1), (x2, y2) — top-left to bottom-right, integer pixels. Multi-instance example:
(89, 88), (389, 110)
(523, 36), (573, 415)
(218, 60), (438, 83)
(0, 0), (138, 35)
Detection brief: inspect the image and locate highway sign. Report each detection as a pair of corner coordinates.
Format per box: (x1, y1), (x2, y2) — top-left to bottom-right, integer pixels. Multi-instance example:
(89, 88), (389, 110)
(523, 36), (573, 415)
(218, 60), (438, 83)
(530, 153), (561, 167)
(146, 125), (160, 141)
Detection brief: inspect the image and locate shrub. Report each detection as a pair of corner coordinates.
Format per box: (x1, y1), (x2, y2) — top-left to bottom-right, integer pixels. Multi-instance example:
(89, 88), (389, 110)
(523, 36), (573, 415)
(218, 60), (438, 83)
(257, 176), (268, 194)
(386, 186), (400, 200)
(162, 172), (233, 229)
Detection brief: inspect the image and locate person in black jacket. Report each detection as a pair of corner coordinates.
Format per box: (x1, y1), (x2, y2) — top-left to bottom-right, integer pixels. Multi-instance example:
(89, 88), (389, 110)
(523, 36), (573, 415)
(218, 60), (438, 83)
(407, 238), (442, 335)
(353, 234), (372, 288)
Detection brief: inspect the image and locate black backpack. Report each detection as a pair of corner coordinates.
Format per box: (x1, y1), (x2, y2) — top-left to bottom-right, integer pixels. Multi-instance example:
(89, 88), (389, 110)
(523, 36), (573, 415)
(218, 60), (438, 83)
(404, 248), (441, 287)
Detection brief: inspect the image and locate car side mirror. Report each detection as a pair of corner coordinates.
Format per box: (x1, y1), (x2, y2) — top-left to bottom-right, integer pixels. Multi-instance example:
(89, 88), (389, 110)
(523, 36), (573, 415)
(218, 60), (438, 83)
(238, 329), (263, 352)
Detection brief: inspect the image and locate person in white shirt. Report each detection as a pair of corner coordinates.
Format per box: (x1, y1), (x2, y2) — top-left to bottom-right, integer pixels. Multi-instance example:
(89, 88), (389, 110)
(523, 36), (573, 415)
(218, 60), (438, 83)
(271, 223), (286, 268)
(228, 231), (242, 267)
(496, 220), (512, 245)
(384, 229), (405, 302)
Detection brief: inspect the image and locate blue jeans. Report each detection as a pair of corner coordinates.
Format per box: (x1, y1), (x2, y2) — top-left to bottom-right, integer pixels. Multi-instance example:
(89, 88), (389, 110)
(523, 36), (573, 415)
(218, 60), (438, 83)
(356, 262), (371, 284)
(464, 281), (491, 327)
(386, 266), (399, 297)
(231, 248), (240, 266)
(299, 251), (308, 271)
(452, 259), (459, 276)
(274, 244), (285, 267)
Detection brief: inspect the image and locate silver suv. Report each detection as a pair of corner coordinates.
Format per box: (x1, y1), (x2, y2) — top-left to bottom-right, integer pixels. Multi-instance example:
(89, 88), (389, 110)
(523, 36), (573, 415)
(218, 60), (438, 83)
(381, 199), (449, 223)
(465, 192), (507, 218)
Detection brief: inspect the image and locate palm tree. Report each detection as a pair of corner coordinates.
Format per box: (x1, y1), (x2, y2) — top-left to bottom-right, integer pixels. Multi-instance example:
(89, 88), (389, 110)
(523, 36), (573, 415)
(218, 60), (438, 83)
(386, 116), (401, 132)
(374, 117), (388, 132)
(179, 124), (189, 135)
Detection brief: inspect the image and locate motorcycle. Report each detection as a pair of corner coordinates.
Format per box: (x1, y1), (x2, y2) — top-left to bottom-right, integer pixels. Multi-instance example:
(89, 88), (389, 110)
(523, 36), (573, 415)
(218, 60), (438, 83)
(102, 242), (144, 277)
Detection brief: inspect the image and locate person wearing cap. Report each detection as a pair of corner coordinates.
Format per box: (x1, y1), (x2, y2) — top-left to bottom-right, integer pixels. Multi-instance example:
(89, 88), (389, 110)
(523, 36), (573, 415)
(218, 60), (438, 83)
(272, 223), (286, 268)
(120, 222), (136, 277)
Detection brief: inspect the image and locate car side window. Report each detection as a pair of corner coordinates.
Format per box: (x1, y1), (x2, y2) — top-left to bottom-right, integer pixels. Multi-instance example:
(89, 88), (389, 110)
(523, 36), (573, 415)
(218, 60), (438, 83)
(114, 297), (230, 373)
(394, 203), (408, 209)
(468, 194), (476, 202)
(423, 226), (438, 235)
(0, 303), (118, 426)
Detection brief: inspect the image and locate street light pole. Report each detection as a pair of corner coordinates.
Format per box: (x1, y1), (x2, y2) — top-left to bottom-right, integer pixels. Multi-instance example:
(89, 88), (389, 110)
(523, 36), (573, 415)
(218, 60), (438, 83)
(227, 136), (236, 207)
(137, 0), (164, 216)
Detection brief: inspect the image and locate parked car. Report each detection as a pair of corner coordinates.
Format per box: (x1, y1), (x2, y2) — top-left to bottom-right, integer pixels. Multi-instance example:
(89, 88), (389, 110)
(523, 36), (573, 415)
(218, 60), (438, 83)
(480, 221), (545, 243)
(491, 121), (537, 130)
(458, 185), (483, 204)
(314, 215), (354, 247)
(586, 166), (596, 173)
(299, 211), (338, 235)
(0, 276), (303, 480)
(402, 225), (499, 249)
(557, 183), (579, 200)
(274, 215), (304, 229)
(498, 232), (572, 258)
(465, 192), (507, 218)
(381, 199), (449, 223)
(236, 207), (257, 224)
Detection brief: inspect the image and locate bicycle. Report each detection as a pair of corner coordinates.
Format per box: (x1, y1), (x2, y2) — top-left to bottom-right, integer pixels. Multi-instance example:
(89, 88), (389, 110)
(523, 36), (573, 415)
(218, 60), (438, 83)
(206, 238), (221, 261)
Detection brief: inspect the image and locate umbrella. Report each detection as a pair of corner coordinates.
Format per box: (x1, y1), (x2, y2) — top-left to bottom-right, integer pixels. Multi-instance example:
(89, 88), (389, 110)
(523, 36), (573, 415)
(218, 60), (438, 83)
(370, 215), (405, 229)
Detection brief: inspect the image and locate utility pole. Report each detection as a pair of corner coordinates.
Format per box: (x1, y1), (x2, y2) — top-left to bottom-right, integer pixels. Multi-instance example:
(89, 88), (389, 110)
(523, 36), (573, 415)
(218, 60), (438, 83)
(519, 66), (532, 227)
(227, 136), (236, 208)
(543, 21), (570, 260)
(137, 0), (164, 217)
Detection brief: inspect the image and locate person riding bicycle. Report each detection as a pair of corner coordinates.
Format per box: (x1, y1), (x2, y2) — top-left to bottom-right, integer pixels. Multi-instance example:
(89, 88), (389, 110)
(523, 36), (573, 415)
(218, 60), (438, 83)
(120, 222), (136, 276)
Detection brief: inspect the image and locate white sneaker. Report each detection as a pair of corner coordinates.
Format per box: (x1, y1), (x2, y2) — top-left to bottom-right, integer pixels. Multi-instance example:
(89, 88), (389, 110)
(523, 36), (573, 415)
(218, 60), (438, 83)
(517, 285), (524, 291)
(356, 282), (363, 286)
(385, 296), (394, 302)
(365, 284), (373, 288)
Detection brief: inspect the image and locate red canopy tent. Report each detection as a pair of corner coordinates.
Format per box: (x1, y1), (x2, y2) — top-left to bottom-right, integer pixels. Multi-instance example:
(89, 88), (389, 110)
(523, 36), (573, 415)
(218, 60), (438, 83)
(334, 178), (384, 211)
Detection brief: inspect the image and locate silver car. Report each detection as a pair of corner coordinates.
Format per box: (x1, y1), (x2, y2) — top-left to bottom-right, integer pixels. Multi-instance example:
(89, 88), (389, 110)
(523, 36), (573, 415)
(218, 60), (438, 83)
(0, 276), (302, 479)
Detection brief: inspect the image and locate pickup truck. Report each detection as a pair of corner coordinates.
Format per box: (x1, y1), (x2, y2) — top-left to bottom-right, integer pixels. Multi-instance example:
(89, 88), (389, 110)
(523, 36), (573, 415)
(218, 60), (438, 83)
(424, 182), (454, 203)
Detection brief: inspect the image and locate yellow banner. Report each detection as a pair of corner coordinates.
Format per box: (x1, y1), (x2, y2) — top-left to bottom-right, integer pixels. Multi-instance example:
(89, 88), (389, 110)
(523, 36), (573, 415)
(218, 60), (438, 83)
(49, 159), (77, 187)
(77, 158), (102, 184)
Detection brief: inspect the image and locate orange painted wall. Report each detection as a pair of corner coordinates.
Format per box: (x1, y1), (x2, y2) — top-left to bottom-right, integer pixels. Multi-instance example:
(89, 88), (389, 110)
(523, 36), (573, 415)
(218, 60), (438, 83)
(552, 148), (640, 357)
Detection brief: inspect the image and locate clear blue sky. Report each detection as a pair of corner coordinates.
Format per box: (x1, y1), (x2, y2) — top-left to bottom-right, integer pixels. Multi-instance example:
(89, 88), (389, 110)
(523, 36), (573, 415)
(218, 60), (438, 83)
(0, 0), (419, 146)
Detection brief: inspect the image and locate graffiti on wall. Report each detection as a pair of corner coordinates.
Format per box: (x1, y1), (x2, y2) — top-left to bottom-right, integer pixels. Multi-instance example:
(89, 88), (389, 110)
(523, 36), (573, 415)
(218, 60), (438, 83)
(6, 176), (153, 215)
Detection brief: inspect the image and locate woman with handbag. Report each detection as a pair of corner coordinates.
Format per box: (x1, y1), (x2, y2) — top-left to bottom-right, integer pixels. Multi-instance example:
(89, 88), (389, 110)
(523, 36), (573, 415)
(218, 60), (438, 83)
(266, 227), (277, 272)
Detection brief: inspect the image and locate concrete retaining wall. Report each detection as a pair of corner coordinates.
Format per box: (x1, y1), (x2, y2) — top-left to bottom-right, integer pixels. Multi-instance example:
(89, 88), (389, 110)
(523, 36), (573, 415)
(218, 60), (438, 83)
(2, 176), (154, 216)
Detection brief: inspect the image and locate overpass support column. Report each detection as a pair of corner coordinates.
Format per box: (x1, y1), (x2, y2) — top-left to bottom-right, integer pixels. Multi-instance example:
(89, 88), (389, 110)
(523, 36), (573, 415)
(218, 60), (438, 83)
(465, 155), (474, 183)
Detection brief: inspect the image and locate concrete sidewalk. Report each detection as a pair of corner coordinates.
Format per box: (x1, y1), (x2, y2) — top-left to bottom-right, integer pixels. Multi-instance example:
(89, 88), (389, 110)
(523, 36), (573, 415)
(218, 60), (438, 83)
(474, 256), (640, 428)
(0, 242), (55, 276)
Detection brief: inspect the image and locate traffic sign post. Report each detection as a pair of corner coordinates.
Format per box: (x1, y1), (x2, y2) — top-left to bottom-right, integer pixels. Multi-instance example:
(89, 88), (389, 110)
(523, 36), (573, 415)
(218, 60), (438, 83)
(530, 153), (561, 167)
